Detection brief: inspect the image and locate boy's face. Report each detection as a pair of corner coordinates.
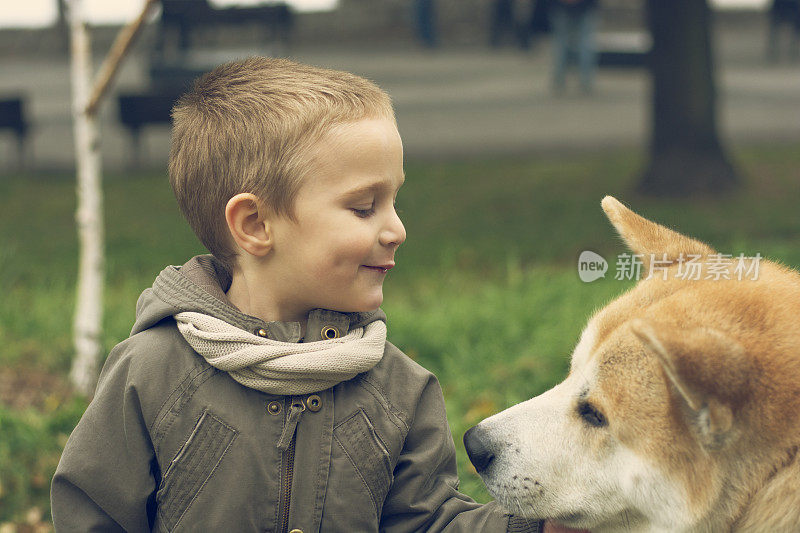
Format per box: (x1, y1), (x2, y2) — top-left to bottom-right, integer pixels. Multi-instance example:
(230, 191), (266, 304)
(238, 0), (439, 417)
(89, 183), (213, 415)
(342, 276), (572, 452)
(266, 118), (406, 317)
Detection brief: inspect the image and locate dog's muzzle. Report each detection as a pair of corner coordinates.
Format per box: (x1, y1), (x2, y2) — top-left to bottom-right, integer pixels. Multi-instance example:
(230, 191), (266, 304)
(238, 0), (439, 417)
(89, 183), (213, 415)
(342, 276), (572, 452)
(463, 425), (496, 473)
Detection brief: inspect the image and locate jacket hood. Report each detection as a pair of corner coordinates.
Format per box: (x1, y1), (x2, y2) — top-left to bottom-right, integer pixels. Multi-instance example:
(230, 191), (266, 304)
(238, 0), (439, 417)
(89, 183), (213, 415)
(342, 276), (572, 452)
(132, 255), (386, 342)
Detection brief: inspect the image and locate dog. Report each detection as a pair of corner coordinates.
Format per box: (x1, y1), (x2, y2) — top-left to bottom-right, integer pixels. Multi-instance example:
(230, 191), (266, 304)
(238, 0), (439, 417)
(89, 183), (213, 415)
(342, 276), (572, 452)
(464, 196), (800, 532)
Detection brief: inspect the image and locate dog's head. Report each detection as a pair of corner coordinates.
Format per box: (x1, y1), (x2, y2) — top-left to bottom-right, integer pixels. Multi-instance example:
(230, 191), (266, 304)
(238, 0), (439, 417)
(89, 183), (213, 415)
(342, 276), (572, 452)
(465, 196), (800, 531)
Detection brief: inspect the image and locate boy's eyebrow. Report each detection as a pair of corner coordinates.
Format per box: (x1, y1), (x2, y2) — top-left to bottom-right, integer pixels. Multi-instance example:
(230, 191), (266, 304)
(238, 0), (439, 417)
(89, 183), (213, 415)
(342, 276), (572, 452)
(340, 174), (405, 200)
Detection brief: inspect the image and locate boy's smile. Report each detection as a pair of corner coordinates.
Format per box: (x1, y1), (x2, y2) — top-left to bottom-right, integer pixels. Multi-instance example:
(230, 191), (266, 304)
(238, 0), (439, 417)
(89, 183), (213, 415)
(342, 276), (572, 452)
(260, 117), (406, 322)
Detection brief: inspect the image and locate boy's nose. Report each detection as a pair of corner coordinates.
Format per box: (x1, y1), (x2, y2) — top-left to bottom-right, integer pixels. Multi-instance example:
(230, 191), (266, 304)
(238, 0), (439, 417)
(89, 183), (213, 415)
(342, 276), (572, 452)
(380, 210), (406, 247)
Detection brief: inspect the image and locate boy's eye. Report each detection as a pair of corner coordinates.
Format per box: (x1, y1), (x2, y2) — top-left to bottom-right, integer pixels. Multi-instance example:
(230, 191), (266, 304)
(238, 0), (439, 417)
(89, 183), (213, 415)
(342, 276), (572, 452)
(351, 207), (375, 218)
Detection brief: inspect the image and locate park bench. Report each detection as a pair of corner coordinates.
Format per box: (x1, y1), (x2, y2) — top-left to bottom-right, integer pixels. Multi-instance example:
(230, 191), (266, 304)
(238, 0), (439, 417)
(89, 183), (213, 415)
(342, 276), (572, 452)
(0, 97), (28, 169)
(117, 1), (293, 167)
(118, 90), (184, 167)
(117, 64), (209, 167)
(153, 0), (294, 60)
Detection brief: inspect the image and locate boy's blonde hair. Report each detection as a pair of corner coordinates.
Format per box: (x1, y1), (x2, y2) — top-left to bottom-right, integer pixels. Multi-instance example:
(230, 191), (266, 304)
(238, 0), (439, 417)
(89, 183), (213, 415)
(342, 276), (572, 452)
(169, 57), (395, 271)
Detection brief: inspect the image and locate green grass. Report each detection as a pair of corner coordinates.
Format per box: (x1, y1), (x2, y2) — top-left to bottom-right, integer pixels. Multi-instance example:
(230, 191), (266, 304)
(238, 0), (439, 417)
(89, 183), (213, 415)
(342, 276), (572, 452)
(385, 266), (631, 500)
(0, 143), (798, 521)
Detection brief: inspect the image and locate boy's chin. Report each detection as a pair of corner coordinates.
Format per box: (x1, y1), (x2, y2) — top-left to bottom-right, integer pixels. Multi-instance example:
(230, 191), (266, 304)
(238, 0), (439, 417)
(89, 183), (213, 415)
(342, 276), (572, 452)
(348, 301), (383, 314)
(332, 295), (383, 314)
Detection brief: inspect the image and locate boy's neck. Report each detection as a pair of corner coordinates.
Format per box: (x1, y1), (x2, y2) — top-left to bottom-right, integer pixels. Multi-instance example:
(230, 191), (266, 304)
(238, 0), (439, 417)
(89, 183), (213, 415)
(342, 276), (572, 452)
(226, 270), (308, 337)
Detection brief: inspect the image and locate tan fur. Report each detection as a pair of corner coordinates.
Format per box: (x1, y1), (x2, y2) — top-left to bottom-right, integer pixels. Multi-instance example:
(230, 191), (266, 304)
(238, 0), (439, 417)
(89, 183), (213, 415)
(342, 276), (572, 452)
(589, 196), (800, 530)
(736, 449), (800, 531)
(600, 196), (716, 269)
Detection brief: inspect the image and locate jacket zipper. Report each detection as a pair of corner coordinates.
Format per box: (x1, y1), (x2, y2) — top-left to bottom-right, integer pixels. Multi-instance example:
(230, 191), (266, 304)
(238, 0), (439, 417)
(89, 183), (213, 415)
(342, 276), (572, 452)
(279, 436), (296, 533)
(278, 397), (304, 533)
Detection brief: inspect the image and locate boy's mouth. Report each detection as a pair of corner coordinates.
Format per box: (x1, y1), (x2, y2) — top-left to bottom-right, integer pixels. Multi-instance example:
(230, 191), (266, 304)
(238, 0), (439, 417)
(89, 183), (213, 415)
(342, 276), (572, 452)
(363, 263), (394, 274)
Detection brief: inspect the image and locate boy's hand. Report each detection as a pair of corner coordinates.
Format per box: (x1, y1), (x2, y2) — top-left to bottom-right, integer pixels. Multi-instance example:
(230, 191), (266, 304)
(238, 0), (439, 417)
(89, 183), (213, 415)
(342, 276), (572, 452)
(543, 520), (590, 533)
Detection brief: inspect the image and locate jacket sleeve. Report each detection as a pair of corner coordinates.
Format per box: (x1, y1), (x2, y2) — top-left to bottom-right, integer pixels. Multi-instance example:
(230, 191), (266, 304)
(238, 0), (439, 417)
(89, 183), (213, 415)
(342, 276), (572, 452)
(51, 342), (159, 532)
(379, 374), (543, 533)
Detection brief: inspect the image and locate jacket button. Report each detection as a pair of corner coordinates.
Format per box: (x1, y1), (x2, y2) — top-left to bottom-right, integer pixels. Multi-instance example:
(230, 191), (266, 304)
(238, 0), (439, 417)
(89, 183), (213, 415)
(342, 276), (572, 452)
(306, 394), (322, 412)
(267, 401), (282, 415)
(321, 325), (339, 339)
(256, 328), (268, 337)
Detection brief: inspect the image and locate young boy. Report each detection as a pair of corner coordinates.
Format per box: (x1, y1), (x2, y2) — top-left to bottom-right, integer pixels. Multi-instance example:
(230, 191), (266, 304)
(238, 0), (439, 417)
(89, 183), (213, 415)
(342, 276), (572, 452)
(51, 58), (543, 532)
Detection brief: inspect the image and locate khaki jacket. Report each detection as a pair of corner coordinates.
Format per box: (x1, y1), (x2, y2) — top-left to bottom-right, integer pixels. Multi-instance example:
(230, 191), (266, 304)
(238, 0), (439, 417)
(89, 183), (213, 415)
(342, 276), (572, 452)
(51, 256), (541, 532)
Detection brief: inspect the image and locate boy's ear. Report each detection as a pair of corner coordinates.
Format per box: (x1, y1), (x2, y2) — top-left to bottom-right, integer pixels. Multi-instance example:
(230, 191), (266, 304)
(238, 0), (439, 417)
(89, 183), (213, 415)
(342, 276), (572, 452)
(225, 193), (273, 257)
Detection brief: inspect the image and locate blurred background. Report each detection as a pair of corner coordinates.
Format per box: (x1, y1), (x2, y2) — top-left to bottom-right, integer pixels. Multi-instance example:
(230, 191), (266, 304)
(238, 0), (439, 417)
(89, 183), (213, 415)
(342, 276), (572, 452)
(1, 0), (798, 529)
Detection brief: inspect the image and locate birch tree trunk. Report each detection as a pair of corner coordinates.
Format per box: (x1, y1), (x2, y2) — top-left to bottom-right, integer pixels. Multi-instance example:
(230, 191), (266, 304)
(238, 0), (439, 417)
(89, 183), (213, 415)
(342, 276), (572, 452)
(68, 0), (105, 396)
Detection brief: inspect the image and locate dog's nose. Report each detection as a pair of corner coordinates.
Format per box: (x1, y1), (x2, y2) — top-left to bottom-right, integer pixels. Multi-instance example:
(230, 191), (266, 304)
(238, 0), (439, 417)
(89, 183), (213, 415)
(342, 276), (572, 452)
(463, 425), (495, 473)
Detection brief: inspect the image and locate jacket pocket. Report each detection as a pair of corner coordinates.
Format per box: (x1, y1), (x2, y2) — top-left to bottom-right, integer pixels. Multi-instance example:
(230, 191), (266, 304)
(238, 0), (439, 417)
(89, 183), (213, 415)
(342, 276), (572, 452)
(333, 408), (394, 516)
(156, 409), (238, 532)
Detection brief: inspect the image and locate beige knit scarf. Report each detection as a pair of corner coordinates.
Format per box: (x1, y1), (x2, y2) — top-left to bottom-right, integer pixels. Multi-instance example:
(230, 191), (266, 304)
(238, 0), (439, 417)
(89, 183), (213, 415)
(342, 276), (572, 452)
(174, 311), (386, 395)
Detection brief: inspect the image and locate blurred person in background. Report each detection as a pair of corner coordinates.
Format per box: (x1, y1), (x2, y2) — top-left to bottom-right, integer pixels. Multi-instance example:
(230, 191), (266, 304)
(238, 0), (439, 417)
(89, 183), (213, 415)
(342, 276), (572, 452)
(489, 0), (540, 49)
(415, 0), (439, 48)
(489, 0), (517, 47)
(526, 0), (552, 50)
(549, 0), (599, 95)
(767, 0), (800, 61)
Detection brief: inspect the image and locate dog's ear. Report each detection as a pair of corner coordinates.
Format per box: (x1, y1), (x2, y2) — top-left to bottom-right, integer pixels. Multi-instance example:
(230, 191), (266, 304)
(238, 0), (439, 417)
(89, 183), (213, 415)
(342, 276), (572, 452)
(629, 318), (750, 450)
(601, 196), (715, 269)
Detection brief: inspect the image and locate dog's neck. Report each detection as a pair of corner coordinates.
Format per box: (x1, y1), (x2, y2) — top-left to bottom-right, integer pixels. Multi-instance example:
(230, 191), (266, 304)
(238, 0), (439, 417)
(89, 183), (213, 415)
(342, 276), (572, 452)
(729, 444), (800, 531)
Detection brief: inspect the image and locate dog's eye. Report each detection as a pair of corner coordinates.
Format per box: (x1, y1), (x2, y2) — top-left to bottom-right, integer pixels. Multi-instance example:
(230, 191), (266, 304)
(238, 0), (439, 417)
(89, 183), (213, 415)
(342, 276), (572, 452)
(578, 401), (608, 428)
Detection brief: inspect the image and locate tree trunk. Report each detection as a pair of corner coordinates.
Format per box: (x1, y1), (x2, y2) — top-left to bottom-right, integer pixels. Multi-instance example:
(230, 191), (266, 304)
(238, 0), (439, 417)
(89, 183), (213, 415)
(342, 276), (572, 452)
(68, 0), (105, 397)
(639, 0), (738, 196)
(67, 0), (158, 396)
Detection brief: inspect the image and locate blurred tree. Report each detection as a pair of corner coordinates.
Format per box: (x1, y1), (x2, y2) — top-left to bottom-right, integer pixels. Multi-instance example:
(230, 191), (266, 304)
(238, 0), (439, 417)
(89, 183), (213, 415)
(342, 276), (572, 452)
(639, 0), (738, 196)
(68, 0), (104, 397)
(68, 0), (158, 396)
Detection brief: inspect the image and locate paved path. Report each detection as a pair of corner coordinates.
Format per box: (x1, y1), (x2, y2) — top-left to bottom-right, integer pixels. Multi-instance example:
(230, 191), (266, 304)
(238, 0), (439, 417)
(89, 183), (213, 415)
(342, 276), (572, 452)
(1, 23), (798, 171)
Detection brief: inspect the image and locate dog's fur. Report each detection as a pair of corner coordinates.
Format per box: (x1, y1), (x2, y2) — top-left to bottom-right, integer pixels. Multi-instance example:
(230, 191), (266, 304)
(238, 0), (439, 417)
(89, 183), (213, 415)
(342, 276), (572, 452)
(469, 197), (800, 532)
